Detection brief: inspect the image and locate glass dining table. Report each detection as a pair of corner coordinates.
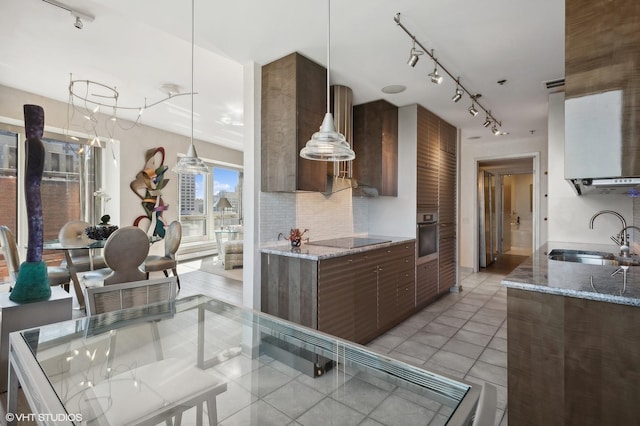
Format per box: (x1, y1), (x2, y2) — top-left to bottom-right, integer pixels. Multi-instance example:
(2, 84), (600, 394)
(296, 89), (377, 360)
(7, 295), (480, 425)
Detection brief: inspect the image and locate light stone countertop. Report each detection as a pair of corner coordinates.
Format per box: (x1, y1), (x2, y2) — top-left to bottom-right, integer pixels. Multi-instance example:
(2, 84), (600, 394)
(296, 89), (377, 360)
(260, 235), (415, 261)
(502, 242), (640, 307)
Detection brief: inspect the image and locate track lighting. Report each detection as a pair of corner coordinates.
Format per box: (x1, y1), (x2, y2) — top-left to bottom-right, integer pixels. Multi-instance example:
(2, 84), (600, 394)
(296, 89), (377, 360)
(491, 124), (501, 135)
(407, 38), (423, 67)
(428, 68), (443, 84)
(394, 13), (504, 134)
(427, 51), (444, 84)
(452, 80), (463, 103)
(42, 1), (95, 29)
(468, 102), (478, 117)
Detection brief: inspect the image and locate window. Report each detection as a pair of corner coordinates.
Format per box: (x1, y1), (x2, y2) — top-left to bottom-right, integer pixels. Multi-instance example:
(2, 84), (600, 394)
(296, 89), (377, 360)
(213, 167), (241, 229)
(177, 164), (242, 245)
(0, 122), (102, 280)
(0, 130), (18, 237)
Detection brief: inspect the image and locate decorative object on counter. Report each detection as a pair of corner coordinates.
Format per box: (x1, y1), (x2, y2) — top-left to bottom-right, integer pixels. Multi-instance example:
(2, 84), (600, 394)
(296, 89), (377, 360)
(131, 147), (169, 238)
(278, 228), (309, 247)
(393, 13), (504, 136)
(299, 0), (355, 162)
(171, 0), (210, 175)
(10, 104), (51, 302)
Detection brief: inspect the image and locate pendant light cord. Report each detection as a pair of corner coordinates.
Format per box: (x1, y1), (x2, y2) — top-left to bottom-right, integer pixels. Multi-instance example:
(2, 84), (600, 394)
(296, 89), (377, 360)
(191, 0), (195, 146)
(326, 0), (330, 113)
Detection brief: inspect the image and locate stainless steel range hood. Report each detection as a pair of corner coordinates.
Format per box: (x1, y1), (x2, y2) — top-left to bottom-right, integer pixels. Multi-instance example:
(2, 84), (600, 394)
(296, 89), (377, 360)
(565, 90), (640, 196)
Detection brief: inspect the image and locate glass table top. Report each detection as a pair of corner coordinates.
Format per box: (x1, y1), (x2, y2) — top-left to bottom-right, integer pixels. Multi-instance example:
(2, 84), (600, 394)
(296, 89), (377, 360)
(14, 295), (476, 425)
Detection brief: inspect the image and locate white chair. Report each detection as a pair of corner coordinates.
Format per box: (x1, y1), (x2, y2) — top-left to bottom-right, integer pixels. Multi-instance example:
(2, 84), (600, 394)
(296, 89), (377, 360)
(0, 225), (70, 289)
(58, 220), (107, 271)
(83, 276), (177, 317)
(81, 277), (226, 425)
(143, 221), (182, 289)
(471, 382), (497, 426)
(84, 226), (150, 286)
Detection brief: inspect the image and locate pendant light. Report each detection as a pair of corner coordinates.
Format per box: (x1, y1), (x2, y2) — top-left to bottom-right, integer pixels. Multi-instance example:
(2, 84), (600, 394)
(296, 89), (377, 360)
(172, 0), (210, 175)
(300, 0), (355, 162)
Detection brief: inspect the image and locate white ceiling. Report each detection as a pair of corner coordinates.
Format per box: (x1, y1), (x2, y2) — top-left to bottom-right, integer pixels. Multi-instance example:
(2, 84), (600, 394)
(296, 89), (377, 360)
(2, 0), (564, 152)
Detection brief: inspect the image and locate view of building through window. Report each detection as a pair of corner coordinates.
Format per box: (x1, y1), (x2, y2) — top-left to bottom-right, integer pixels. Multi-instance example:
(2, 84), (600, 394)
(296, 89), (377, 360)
(178, 165), (241, 242)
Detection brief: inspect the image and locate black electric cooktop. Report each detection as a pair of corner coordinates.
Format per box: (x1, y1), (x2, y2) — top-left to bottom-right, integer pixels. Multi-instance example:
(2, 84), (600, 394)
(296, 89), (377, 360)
(307, 237), (391, 249)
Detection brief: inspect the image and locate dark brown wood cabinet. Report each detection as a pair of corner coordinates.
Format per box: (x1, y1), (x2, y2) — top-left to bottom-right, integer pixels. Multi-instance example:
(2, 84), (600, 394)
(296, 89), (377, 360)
(352, 100), (398, 196)
(261, 240), (415, 345)
(316, 254), (357, 341)
(416, 107), (439, 210)
(416, 259), (438, 307)
(507, 288), (640, 425)
(415, 105), (457, 299)
(261, 52), (327, 192)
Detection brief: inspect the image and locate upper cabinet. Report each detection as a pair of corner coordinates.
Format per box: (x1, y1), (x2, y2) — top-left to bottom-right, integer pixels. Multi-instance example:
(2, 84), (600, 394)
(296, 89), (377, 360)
(352, 100), (399, 196)
(261, 52), (327, 192)
(564, 0), (640, 182)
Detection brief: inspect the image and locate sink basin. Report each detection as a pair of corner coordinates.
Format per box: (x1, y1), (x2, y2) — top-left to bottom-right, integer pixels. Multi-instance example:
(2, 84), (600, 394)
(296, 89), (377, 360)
(547, 249), (619, 266)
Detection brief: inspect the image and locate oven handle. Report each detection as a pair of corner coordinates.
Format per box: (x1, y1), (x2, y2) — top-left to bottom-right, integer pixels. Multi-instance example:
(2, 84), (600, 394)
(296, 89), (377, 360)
(417, 221), (437, 226)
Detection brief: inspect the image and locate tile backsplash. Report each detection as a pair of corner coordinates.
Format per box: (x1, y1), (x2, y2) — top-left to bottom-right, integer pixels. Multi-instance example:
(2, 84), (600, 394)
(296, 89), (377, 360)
(260, 178), (369, 245)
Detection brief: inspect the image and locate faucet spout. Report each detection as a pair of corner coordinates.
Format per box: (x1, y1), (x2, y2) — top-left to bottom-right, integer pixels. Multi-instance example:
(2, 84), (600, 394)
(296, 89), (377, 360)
(589, 210), (627, 231)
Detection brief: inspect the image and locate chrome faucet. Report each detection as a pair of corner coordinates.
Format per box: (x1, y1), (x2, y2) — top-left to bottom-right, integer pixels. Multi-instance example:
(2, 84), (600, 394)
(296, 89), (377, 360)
(589, 210), (628, 251)
(617, 225), (640, 257)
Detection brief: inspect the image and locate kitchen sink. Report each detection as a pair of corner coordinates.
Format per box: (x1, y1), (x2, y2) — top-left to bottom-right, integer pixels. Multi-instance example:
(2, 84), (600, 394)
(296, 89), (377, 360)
(547, 249), (620, 266)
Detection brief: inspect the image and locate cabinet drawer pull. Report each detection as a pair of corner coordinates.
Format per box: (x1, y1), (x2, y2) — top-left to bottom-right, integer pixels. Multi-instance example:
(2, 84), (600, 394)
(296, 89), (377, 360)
(386, 250), (392, 253)
(347, 259), (353, 263)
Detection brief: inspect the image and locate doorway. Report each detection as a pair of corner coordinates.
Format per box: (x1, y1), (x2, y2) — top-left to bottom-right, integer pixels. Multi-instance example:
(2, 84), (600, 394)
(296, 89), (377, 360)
(478, 158), (534, 272)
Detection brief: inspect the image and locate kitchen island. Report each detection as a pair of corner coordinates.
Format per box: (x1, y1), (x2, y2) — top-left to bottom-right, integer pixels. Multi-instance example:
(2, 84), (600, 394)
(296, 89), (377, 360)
(502, 242), (640, 426)
(261, 236), (416, 344)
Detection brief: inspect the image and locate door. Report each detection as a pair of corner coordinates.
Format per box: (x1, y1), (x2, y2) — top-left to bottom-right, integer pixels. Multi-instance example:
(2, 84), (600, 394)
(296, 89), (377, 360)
(501, 175), (513, 254)
(479, 170), (497, 267)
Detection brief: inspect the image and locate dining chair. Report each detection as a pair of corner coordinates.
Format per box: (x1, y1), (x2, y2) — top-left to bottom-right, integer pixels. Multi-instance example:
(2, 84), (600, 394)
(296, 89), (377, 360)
(84, 276), (177, 316)
(82, 226), (150, 286)
(0, 225), (70, 289)
(143, 220), (182, 289)
(58, 220), (107, 271)
(81, 276), (226, 425)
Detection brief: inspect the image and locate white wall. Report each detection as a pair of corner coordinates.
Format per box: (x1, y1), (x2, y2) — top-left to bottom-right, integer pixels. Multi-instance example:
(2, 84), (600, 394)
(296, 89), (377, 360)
(0, 84), (243, 255)
(459, 135), (547, 270)
(547, 92), (632, 244)
(367, 105), (418, 239)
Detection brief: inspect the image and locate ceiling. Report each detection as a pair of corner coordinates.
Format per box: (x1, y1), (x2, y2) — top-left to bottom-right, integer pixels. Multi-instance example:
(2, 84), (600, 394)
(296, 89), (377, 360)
(2, 0), (564, 153)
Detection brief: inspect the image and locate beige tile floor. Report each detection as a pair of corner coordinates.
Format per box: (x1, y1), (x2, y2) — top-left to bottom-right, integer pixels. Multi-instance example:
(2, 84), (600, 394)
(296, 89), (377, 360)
(366, 270), (508, 426)
(1, 260), (509, 425)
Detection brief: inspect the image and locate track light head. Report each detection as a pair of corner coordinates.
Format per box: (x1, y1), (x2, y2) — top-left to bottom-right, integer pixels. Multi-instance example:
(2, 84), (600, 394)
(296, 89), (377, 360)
(483, 116), (492, 127)
(491, 124), (501, 135)
(452, 87), (463, 103)
(74, 16), (83, 29)
(428, 67), (443, 84)
(468, 103), (478, 117)
(407, 38), (423, 67)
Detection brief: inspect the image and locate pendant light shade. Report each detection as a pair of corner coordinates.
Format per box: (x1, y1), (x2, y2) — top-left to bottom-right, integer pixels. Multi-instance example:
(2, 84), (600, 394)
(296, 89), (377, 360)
(172, 0), (209, 175)
(300, 113), (355, 161)
(300, 0), (355, 162)
(173, 142), (210, 174)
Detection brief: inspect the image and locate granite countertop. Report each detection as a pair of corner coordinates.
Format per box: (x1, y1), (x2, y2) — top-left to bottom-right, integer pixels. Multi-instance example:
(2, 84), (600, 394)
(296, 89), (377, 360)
(260, 235), (415, 261)
(502, 242), (640, 307)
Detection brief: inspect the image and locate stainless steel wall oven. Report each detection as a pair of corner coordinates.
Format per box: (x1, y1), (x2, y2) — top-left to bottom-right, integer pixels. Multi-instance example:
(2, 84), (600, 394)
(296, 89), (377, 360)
(417, 212), (438, 264)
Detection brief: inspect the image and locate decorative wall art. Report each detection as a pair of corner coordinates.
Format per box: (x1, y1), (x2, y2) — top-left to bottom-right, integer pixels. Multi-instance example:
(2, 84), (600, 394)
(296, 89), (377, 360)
(10, 105), (51, 302)
(130, 147), (169, 238)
